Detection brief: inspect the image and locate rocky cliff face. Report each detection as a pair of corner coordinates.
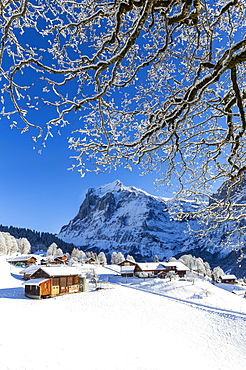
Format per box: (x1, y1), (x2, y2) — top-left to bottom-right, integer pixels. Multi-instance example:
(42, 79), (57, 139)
(58, 180), (199, 261)
(58, 180), (246, 277)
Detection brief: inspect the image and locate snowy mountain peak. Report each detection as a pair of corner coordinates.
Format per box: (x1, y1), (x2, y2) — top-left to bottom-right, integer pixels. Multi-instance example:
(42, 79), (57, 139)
(58, 180), (198, 260)
(57, 180), (246, 276)
(93, 179), (124, 196)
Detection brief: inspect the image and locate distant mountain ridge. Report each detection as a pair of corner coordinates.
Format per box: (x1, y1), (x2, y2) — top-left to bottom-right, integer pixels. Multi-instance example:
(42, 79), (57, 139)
(58, 180), (200, 259)
(58, 180), (246, 277)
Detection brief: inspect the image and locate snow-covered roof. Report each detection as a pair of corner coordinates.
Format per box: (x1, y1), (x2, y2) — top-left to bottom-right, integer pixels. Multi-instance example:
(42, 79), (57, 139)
(160, 261), (190, 271)
(24, 278), (50, 286)
(220, 274), (237, 280)
(7, 255), (37, 262)
(20, 265), (40, 275)
(54, 254), (67, 259)
(34, 266), (80, 277)
(136, 262), (161, 271)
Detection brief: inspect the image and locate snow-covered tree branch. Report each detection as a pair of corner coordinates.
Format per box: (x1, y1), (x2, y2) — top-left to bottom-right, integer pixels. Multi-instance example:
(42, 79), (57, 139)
(1, 0), (246, 233)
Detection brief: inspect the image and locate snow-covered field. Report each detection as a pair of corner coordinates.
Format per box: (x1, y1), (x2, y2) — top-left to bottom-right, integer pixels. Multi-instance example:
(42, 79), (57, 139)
(0, 257), (246, 370)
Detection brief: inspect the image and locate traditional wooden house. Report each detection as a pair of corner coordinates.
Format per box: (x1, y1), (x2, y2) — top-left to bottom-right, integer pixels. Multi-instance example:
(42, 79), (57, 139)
(24, 266), (84, 299)
(120, 265), (135, 277)
(7, 255), (37, 266)
(133, 261), (189, 278)
(158, 261), (190, 278)
(52, 254), (68, 264)
(20, 265), (40, 280)
(134, 262), (165, 277)
(41, 254), (68, 265)
(219, 274), (237, 284)
(118, 259), (137, 267)
(79, 257), (96, 264)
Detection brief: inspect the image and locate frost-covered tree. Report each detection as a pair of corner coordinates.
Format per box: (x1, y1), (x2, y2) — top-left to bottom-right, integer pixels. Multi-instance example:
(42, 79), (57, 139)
(55, 248), (64, 256)
(204, 262), (212, 278)
(98, 252), (107, 265)
(17, 238), (31, 255)
(0, 232), (7, 255)
(116, 252), (125, 264)
(126, 255), (135, 263)
(71, 247), (80, 259)
(3, 233), (18, 255)
(166, 270), (177, 281)
(179, 255), (196, 271)
(212, 266), (225, 282)
(47, 242), (58, 256)
(86, 251), (98, 263)
(87, 268), (99, 288)
(111, 252), (118, 265)
(2, 1), (246, 236)
(154, 255), (159, 263)
(168, 257), (177, 262)
(111, 251), (124, 264)
(195, 257), (206, 276)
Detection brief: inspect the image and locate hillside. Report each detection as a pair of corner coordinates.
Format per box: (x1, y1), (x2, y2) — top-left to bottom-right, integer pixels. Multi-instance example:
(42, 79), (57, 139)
(0, 256), (245, 370)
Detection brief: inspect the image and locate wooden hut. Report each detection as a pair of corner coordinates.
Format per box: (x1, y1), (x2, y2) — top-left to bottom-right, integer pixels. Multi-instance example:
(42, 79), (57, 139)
(219, 274), (237, 284)
(7, 255), (37, 266)
(24, 266), (83, 299)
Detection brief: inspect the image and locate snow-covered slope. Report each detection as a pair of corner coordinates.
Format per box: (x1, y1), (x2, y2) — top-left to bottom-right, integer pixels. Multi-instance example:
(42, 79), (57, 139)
(0, 257), (246, 370)
(58, 180), (199, 260)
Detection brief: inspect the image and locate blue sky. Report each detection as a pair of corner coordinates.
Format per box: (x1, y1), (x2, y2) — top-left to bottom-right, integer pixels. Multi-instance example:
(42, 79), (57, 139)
(0, 118), (165, 234)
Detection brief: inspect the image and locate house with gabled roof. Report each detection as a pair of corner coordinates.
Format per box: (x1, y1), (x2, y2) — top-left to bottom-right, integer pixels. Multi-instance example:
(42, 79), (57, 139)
(7, 255), (37, 266)
(158, 261), (190, 278)
(134, 262), (165, 277)
(24, 266), (84, 299)
(219, 274), (237, 284)
(118, 259), (137, 267)
(20, 265), (40, 280)
(133, 261), (189, 278)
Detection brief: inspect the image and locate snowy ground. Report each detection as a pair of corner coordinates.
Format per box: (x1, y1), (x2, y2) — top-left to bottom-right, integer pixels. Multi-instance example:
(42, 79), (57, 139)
(0, 257), (246, 370)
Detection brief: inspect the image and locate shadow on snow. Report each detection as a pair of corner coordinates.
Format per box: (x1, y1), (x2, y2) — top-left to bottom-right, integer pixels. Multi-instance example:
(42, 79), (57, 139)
(0, 287), (27, 300)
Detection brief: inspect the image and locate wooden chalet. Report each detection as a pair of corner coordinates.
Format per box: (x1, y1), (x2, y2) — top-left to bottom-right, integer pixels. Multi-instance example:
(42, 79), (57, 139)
(120, 265), (135, 277)
(134, 262), (165, 277)
(133, 261), (189, 278)
(118, 259), (137, 267)
(79, 257), (96, 264)
(7, 255), (37, 266)
(20, 265), (40, 280)
(219, 274), (237, 284)
(158, 261), (189, 278)
(24, 266), (84, 299)
(52, 254), (68, 264)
